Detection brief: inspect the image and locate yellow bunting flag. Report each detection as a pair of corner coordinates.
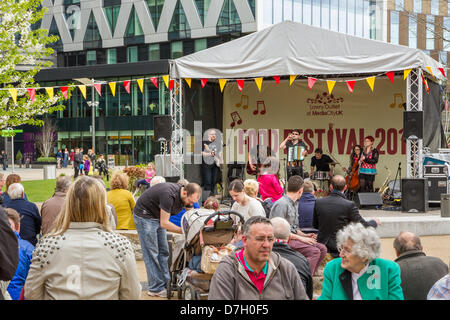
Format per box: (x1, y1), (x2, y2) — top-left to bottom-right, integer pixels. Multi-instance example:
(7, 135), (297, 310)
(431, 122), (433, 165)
(289, 75), (297, 86)
(78, 85), (86, 99)
(45, 87), (54, 101)
(8, 89), (17, 104)
(366, 76), (375, 92)
(425, 66), (433, 76)
(184, 78), (192, 88)
(404, 69), (412, 80)
(162, 75), (169, 89)
(219, 79), (227, 92)
(109, 82), (116, 97)
(137, 79), (144, 93)
(326, 80), (336, 94)
(254, 77), (263, 92)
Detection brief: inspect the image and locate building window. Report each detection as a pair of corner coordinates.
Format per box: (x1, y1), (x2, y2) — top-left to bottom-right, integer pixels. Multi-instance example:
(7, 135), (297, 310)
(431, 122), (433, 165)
(84, 12), (101, 43)
(409, 16), (417, 48)
(330, 0), (338, 31)
(339, 0), (347, 33)
(194, 38), (207, 52)
(347, 0), (356, 36)
(426, 15), (434, 50)
(171, 41), (183, 59)
(303, 0), (312, 25)
(413, 0), (421, 14)
(321, 0), (329, 29)
(444, 17), (450, 51)
(217, 0), (242, 33)
(430, 0), (439, 16)
(439, 51), (447, 66)
(390, 11), (399, 45)
(311, 0), (321, 27)
(127, 46), (138, 62)
(194, 0), (212, 25)
(86, 50), (97, 65)
(395, 0), (404, 11)
(293, 0), (302, 23)
(125, 6), (144, 37)
(149, 44), (160, 60)
(104, 4), (120, 35)
(169, 0), (191, 38)
(355, 0), (364, 37)
(147, 0), (165, 30)
(263, 0), (273, 25)
(273, 0), (282, 23)
(107, 48), (116, 64)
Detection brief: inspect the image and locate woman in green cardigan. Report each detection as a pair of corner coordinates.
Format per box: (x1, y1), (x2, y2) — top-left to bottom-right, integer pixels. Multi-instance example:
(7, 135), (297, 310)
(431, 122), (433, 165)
(318, 223), (404, 300)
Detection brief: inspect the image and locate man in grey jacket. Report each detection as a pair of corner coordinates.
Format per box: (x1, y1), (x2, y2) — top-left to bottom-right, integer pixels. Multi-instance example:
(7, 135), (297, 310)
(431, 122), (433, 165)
(394, 231), (448, 300)
(208, 216), (308, 300)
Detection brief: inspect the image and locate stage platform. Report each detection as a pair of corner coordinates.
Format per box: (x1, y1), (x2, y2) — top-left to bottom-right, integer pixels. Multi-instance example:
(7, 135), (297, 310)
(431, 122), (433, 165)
(360, 208), (450, 237)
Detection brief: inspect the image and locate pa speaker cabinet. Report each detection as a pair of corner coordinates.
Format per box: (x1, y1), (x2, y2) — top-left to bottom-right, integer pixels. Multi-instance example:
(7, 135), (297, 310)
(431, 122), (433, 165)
(403, 111), (423, 139)
(153, 115), (172, 141)
(427, 176), (448, 203)
(401, 178), (428, 212)
(356, 192), (383, 208)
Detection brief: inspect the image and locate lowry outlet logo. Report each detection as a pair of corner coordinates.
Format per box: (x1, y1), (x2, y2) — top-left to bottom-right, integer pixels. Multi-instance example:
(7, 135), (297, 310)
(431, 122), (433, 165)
(306, 92), (344, 117)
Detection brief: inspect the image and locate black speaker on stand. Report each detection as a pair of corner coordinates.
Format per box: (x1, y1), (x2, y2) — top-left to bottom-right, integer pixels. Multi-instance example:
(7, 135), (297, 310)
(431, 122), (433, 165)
(153, 115), (172, 141)
(401, 178), (428, 212)
(403, 111), (423, 139)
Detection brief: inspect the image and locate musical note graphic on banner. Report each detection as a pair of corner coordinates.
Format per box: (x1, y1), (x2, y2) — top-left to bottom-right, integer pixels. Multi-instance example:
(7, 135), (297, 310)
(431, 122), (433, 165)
(253, 101), (266, 115)
(235, 95), (249, 109)
(230, 111), (243, 127)
(390, 93), (405, 109)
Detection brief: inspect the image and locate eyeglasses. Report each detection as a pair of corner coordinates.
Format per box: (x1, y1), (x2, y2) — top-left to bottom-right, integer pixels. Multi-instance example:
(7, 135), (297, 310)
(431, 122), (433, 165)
(339, 246), (352, 256)
(251, 236), (275, 244)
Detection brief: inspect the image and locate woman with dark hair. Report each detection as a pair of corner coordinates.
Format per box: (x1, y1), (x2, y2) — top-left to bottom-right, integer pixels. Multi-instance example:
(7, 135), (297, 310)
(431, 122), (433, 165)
(229, 179), (265, 222)
(342, 144), (362, 195)
(358, 136), (379, 193)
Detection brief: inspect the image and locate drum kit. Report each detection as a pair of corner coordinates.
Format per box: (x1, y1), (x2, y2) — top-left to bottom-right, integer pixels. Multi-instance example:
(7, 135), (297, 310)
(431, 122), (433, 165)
(309, 160), (339, 194)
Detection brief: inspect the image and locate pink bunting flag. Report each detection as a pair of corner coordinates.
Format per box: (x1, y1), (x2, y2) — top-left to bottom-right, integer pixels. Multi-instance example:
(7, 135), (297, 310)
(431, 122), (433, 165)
(346, 80), (356, 93)
(386, 71), (395, 83)
(236, 79), (245, 92)
(150, 77), (158, 88)
(439, 67), (446, 78)
(61, 86), (69, 100)
(123, 81), (131, 94)
(27, 88), (35, 102)
(201, 78), (208, 88)
(273, 76), (280, 85)
(307, 77), (317, 90)
(169, 79), (174, 91)
(93, 84), (102, 96)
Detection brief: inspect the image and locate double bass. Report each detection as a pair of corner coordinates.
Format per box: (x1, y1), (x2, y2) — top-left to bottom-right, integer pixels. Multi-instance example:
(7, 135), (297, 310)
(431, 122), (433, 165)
(345, 157), (360, 191)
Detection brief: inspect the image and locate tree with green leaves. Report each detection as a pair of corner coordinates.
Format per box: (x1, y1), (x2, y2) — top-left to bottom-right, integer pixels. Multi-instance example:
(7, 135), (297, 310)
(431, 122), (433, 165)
(0, 0), (69, 129)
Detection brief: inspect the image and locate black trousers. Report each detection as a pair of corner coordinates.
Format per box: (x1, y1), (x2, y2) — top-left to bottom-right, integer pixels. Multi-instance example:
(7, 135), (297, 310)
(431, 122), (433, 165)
(202, 164), (218, 194)
(287, 166), (303, 180)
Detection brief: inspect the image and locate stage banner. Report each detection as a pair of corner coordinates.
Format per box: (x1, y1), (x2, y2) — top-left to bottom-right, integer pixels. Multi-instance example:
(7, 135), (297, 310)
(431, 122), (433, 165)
(223, 78), (407, 189)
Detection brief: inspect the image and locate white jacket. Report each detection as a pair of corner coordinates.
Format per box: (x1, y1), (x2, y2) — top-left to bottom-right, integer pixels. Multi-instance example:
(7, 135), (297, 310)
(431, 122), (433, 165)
(24, 222), (141, 300)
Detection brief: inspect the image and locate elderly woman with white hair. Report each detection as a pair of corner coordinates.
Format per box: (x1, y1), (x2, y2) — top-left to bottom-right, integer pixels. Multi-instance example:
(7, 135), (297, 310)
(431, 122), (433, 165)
(318, 223), (404, 300)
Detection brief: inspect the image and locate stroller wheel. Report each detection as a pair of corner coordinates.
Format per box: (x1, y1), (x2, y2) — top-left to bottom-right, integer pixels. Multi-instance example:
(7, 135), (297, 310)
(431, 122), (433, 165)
(184, 285), (199, 300)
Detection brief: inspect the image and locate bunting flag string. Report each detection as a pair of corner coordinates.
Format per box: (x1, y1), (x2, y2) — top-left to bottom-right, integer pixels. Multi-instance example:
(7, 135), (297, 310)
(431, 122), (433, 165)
(1, 67), (444, 104)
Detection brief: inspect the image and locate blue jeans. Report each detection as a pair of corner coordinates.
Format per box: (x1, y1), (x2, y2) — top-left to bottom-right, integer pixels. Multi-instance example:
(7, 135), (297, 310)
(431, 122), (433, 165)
(133, 213), (170, 293)
(202, 164), (218, 193)
(136, 179), (150, 189)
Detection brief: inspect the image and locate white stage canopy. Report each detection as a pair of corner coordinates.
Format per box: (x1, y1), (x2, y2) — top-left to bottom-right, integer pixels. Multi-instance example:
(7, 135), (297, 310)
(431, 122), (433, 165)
(170, 21), (445, 81)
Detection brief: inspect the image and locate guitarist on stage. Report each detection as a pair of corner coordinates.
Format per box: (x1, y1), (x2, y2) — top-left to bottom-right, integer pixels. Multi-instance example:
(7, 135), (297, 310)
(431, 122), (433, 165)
(280, 129), (308, 180)
(201, 129), (222, 195)
(247, 144), (277, 177)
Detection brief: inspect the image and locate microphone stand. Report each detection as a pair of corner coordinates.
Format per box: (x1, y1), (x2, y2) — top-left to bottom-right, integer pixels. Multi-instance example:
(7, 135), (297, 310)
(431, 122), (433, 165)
(389, 162), (401, 200)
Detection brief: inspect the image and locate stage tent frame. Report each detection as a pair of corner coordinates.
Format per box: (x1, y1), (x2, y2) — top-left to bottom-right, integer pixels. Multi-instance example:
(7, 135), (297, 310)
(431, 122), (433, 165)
(168, 21), (445, 180)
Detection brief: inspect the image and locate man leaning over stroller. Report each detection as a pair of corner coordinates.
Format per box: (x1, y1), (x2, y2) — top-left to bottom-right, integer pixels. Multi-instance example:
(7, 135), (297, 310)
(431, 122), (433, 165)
(208, 216), (308, 300)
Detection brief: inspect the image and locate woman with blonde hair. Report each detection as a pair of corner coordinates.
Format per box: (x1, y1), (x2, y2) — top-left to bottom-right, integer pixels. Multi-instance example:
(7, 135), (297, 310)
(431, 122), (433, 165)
(24, 176), (141, 300)
(107, 172), (136, 230)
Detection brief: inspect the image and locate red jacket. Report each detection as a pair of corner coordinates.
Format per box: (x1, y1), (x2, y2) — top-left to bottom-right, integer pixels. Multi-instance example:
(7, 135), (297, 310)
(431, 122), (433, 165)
(257, 174), (283, 202)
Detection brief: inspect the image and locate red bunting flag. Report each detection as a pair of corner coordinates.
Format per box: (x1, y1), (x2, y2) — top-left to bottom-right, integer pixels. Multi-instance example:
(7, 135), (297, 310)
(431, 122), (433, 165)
(236, 79), (245, 92)
(27, 88), (35, 102)
(273, 76), (280, 85)
(439, 67), (446, 78)
(150, 77), (158, 88)
(169, 79), (174, 91)
(201, 78), (208, 88)
(386, 71), (395, 83)
(421, 74), (430, 94)
(346, 80), (356, 93)
(123, 81), (131, 94)
(307, 77), (317, 90)
(61, 86), (69, 100)
(94, 84), (102, 96)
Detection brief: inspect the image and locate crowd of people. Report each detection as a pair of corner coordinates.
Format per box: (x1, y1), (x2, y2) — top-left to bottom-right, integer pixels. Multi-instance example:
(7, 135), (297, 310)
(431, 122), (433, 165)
(0, 150), (449, 301)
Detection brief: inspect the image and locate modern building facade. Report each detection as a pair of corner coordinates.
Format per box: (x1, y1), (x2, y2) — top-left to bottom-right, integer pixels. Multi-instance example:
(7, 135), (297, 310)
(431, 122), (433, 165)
(12, 0), (448, 165)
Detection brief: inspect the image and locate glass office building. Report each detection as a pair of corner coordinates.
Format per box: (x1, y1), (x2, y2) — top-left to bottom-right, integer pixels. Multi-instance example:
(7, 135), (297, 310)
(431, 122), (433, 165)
(19, 0), (448, 165)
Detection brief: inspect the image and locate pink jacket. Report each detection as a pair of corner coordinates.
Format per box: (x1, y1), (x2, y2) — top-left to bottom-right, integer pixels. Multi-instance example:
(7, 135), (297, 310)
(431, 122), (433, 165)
(257, 174), (283, 202)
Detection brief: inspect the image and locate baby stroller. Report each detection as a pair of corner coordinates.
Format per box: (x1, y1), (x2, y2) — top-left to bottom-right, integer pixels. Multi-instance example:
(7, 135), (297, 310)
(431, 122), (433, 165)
(167, 208), (244, 300)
